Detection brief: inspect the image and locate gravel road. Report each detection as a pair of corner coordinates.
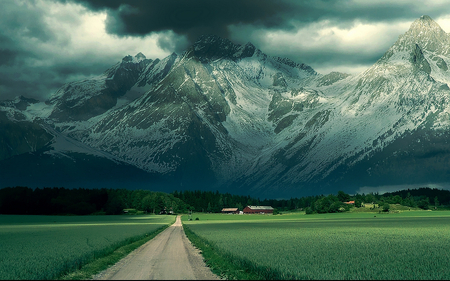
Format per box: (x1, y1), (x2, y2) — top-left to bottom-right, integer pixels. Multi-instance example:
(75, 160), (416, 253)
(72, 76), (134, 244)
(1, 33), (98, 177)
(92, 216), (220, 280)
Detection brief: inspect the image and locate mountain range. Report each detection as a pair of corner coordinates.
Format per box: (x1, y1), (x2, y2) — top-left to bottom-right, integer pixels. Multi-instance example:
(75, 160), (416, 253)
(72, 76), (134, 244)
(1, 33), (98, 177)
(1, 15), (450, 198)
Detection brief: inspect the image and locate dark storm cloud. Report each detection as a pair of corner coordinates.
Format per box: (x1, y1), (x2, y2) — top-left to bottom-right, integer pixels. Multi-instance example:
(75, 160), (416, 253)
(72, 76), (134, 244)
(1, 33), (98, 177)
(60, 0), (450, 43)
(59, 0), (294, 52)
(0, 0), (130, 101)
(2, 0), (450, 101)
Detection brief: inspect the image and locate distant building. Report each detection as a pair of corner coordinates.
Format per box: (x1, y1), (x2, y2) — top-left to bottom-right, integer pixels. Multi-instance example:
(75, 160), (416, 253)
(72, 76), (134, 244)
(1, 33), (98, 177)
(243, 206), (274, 214)
(344, 201), (355, 205)
(221, 208), (239, 214)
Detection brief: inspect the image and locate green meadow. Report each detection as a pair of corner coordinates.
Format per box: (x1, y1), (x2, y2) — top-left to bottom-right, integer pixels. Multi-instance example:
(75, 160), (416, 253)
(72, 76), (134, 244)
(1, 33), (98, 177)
(0, 215), (175, 280)
(183, 211), (450, 280)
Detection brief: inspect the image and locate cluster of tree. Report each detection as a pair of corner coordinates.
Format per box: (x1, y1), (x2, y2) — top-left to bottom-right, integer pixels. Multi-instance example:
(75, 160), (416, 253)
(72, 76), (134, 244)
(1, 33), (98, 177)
(1, 186), (448, 216)
(0, 187), (191, 215)
(377, 187), (450, 210)
(286, 188), (450, 214)
(172, 188), (450, 214)
(172, 190), (253, 213)
(171, 189), (357, 214)
(303, 191), (352, 214)
(288, 188), (450, 214)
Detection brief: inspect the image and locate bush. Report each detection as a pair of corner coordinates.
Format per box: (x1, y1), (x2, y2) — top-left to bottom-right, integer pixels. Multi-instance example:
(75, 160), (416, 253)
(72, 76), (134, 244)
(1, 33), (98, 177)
(418, 199), (429, 210)
(305, 207), (314, 214)
(195, 217), (199, 220)
(382, 203), (390, 212)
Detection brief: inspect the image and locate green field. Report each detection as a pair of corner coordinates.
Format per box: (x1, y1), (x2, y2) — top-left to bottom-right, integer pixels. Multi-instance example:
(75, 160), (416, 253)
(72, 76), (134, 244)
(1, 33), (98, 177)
(0, 214), (175, 280)
(183, 211), (450, 280)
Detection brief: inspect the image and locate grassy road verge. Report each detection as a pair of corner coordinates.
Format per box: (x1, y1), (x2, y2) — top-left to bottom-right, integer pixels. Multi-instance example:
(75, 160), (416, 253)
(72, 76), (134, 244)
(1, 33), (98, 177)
(57, 224), (171, 280)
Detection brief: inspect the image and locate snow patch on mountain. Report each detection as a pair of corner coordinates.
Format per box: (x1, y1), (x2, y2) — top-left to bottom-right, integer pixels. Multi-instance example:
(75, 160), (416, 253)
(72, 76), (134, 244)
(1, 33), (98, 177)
(7, 15), (450, 197)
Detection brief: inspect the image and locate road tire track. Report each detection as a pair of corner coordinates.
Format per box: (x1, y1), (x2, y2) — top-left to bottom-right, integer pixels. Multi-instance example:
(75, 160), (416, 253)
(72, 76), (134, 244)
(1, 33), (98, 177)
(92, 216), (220, 280)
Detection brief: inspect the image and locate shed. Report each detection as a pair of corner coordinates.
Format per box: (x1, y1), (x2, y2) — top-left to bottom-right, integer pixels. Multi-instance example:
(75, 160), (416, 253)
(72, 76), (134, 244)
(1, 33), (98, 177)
(221, 208), (239, 214)
(243, 206), (274, 214)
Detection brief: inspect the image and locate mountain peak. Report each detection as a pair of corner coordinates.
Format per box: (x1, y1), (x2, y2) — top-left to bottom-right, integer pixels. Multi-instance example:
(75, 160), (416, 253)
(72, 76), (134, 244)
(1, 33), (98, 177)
(418, 15), (434, 23)
(134, 52), (146, 62)
(191, 34), (256, 62)
(404, 15), (449, 54)
(408, 15), (444, 34)
(194, 34), (229, 45)
(121, 52), (148, 63)
(381, 15), (450, 59)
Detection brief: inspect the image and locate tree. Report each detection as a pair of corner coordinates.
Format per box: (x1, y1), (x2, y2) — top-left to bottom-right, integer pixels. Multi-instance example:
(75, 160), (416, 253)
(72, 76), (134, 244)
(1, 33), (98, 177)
(305, 207), (314, 214)
(365, 193), (375, 204)
(329, 201), (345, 213)
(418, 198), (429, 210)
(392, 195), (402, 205)
(104, 195), (125, 215)
(337, 191), (350, 202)
(141, 194), (156, 213)
(434, 196), (439, 207)
(207, 202), (212, 213)
(314, 195), (339, 213)
(382, 203), (390, 212)
(155, 195), (165, 214)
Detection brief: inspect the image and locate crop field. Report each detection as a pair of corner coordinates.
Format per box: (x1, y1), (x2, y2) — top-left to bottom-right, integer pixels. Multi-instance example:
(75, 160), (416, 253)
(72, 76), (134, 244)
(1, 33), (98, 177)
(0, 214), (175, 280)
(183, 211), (450, 279)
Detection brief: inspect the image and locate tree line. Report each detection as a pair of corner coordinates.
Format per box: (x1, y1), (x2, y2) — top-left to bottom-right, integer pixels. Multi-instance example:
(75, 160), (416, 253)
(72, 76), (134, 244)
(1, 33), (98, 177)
(173, 188), (450, 214)
(1, 186), (449, 216)
(0, 186), (190, 215)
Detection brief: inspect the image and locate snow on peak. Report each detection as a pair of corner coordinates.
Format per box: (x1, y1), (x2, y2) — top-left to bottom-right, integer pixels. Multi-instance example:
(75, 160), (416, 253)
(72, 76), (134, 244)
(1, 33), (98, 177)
(399, 15), (450, 54)
(411, 15), (440, 29)
(134, 52), (146, 62)
(407, 15), (446, 36)
(378, 15), (450, 64)
(121, 53), (147, 63)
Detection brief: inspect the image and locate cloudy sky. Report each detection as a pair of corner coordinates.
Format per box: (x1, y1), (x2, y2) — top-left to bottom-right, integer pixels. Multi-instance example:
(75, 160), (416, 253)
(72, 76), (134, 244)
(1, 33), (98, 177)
(2, 0), (450, 101)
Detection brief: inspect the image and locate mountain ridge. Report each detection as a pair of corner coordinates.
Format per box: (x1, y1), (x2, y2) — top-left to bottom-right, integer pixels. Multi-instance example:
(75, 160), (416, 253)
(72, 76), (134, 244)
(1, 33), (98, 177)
(1, 15), (450, 198)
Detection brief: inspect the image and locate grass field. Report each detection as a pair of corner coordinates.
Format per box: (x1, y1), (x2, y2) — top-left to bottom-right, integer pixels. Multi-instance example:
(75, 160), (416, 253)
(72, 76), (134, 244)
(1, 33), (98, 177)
(0, 214), (175, 280)
(183, 211), (450, 280)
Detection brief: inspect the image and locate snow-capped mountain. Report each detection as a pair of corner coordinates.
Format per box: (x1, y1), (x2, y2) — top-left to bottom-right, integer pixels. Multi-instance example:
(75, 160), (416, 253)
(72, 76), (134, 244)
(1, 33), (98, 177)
(2, 15), (450, 198)
(237, 15), (450, 197)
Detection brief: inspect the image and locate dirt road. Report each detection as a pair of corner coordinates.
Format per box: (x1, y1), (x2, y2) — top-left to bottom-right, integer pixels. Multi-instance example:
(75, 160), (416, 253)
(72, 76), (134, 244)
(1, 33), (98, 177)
(93, 216), (220, 280)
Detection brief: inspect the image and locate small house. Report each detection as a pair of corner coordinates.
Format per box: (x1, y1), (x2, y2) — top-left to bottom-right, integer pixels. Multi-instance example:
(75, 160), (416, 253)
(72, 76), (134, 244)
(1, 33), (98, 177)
(344, 201), (355, 205)
(243, 206), (274, 214)
(221, 208), (239, 214)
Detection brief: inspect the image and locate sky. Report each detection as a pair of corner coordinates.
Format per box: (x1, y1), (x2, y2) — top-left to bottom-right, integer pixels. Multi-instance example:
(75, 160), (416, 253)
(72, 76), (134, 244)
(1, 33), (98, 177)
(2, 0), (450, 101)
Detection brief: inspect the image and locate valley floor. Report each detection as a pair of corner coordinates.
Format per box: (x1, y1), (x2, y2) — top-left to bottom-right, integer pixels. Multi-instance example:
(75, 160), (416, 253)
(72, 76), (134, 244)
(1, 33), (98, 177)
(183, 211), (450, 280)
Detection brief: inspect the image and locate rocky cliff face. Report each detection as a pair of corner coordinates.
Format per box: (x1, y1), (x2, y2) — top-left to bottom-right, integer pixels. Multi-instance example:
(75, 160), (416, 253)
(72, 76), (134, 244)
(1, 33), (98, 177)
(2, 16), (450, 197)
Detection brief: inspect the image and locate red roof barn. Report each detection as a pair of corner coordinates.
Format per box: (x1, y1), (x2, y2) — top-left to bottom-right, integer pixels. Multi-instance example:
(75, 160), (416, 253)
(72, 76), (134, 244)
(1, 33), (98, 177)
(243, 206), (274, 214)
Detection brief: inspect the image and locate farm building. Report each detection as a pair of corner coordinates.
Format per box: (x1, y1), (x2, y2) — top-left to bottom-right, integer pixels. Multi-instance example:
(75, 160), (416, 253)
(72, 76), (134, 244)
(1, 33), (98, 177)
(243, 206), (274, 214)
(221, 208), (239, 214)
(344, 201), (355, 205)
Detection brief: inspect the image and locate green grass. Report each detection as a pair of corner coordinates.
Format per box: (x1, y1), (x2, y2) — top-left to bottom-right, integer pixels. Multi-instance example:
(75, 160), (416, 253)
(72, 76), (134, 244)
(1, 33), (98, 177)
(0, 214), (175, 280)
(183, 211), (450, 279)
(349, 203), (422, 213)
(58, 224), (171, 280)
